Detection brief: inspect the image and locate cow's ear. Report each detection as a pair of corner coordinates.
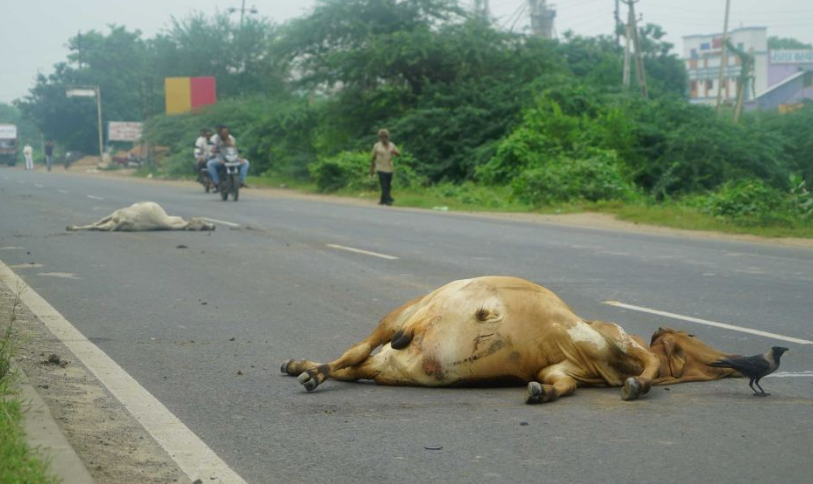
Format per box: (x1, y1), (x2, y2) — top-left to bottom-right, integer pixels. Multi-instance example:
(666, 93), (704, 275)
(663, 339), (686, 379)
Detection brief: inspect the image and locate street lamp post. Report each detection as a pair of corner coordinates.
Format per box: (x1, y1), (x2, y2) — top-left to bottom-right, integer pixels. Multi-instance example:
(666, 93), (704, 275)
(66, 86), (104, 163)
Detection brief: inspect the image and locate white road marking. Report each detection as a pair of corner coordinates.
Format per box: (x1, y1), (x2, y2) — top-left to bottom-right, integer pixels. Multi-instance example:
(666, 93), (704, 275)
(58, 189), (69, 194)
(326, 244), (399, 260)
(34, 183), (44, 188)
(0, 258), (248, 484)
(200, 217), (240, 228)
(766, 371), (813, 378)
(87, 195), (104, 201)
(604, 301), (813, 345)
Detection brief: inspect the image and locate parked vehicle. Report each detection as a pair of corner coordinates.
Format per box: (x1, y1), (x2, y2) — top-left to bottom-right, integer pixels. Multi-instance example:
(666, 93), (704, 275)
(0, 124), (18, 166)
(63, 151), (84, 170)
(218, 147), (241, 201)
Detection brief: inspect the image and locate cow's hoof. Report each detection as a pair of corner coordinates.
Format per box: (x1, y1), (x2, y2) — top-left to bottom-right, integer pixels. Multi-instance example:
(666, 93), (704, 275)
(526, 381), (557, 404)
(621, 377), (641, 401)
(297, 371), (320, 392)
(280, 360), (292, 374)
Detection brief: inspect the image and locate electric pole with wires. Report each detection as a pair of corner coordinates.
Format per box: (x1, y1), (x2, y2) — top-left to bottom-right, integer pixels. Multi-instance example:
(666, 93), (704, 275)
(474, 0), (490, 20)
(622, 0), (648, 98)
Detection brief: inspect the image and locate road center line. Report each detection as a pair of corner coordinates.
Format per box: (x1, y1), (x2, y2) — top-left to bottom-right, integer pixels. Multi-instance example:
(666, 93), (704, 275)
(766, 371), (813, 378)
(604, 300), (813, 345)
(34, 183), (44, 188)
(0, 257), (248, 484)
(326, 244), (399, 260)
(200, 217), (240, 228)
(58, 189), (69, 194)
(87, 195), (104, 201)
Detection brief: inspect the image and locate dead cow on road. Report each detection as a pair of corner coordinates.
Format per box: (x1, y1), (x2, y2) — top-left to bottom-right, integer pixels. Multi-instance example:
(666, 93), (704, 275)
(282, 276), (739, 404)
(67, 202), (215, 232)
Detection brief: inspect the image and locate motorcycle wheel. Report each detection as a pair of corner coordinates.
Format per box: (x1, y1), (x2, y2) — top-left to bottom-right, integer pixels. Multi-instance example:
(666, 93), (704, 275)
(232, 176), (239, 201)
(204, 180), (211, 193)
(221, 181), (229, 201)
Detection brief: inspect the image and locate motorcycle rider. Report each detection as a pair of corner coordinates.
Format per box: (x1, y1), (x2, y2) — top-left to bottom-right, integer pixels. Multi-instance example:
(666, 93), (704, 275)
(206, 125), (250, 191)
(194, 129), (212, 181)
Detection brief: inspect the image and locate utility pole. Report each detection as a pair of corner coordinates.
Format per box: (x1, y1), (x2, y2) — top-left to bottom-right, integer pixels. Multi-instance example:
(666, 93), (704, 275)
(474, 0), (490, 19)
(529, 0), (556, 39)
(227, 0), (258, 29)
(615, 0), (622, 45)
(623, 12), (632, 89)
(715, 0), (732, 111)
(621, 0), (648, 98)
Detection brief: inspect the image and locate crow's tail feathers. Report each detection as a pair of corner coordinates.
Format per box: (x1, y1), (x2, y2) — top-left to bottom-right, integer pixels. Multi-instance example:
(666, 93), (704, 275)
(708, 359), (734, 368)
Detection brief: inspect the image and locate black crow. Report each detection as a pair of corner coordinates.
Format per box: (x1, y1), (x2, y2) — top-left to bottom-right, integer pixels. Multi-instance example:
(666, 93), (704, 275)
(709, 346), (789, 396)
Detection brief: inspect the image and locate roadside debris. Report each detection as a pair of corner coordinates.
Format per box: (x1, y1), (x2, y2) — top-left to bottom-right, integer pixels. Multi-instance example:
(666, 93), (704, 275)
(176, 245), (188, 249)
(43, 353), (69, 368)
(424, 446), (443, 451)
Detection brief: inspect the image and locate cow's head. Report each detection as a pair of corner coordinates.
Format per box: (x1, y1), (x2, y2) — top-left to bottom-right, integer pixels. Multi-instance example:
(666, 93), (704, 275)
(186, 218), (216, 231)
(649, 327), (738, 383)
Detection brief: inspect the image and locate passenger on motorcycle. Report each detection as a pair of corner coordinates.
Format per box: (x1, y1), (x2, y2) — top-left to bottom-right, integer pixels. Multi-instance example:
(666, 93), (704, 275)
(206, 125), (250, 191)
(194, 129), (212, 179)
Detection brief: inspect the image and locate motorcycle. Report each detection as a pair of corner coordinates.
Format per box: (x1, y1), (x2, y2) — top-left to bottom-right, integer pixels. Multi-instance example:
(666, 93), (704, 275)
(217, 147), (242, 202)
(196, 157), (214, 193)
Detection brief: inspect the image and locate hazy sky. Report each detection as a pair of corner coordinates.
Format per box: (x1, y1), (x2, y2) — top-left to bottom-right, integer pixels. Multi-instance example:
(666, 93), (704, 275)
(2, 0), (812, 103)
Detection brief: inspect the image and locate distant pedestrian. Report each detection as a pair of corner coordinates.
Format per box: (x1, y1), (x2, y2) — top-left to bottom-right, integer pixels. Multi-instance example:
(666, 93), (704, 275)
(23, 144), (34, 170)
(45, 140), (54, 172)
(369, 129), (401, 206)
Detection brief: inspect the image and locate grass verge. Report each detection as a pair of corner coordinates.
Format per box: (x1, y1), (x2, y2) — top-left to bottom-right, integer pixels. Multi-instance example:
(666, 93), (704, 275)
(0, 292), (59, 484)
(247, 175), (813, 239)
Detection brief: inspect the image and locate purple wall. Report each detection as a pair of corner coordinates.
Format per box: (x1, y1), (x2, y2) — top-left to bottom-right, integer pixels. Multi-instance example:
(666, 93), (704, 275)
(769, 64), (813, 87)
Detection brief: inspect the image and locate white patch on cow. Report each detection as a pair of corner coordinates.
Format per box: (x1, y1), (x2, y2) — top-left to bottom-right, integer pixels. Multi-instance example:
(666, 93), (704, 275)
(37, 272), (80, 280)
(567, 322), (608, 350)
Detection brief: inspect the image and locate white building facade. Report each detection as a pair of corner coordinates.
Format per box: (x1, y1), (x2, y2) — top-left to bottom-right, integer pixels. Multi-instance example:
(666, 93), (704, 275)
(683, 27), (769, 105)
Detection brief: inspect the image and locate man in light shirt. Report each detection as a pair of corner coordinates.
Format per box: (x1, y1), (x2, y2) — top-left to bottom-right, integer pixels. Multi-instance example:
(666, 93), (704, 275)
(23, 144), (34, 170)
(206, 125), (250, 190)
(369, 129), (401, 206)
(194, 129), (211, 179)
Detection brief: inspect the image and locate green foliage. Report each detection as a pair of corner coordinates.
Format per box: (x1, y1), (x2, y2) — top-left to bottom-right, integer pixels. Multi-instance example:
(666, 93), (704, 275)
(768, 36), (813, 50)
(512, 151), (635, 206)
(309, 151), (425, 193)
(689, 179), (789, 225)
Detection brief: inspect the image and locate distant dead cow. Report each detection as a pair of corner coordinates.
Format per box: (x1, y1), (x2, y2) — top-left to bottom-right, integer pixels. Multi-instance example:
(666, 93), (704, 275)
(283, 276), (740, 404)
(67, 202), (215, 232)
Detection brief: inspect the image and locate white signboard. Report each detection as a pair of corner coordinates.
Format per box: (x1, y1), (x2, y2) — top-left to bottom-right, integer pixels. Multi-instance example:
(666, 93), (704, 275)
(770, 50), (813, 64)
(108, 122), (143, 142)
(0, 124), (17, 139)
(66, 88), (97, 98)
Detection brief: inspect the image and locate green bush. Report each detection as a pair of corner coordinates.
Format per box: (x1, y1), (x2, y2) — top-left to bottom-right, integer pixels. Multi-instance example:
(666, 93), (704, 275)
(308, 151), (426, 193)
(690, 179), (789, 225)
(512, 150), (634, 205)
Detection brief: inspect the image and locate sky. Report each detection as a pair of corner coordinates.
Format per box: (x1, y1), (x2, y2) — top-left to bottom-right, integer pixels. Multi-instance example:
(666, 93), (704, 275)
(2, 0), (812, 103)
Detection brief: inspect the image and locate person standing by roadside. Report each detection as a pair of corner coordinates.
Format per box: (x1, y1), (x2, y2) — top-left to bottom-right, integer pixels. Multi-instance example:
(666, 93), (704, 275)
(45, 140), (54, 172)
(369, 129), (401, 206)
(23, 144), (34, 170)
(194, 129), (211, 180)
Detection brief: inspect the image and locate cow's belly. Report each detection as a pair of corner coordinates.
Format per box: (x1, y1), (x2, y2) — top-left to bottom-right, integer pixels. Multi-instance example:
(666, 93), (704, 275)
(368, 340), (533, 387)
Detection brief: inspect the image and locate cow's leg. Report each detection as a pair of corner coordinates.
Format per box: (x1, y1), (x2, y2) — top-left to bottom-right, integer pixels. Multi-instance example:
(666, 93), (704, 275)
(526, 364), (578, 405)
(283, 298), (423, 392)
(620, 345), (661, 401)
(68, 215), (114, 231)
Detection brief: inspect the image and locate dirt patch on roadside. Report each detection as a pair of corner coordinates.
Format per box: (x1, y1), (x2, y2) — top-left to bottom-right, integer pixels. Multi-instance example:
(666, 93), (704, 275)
(60, 169), (813, 249)
(1, 287), (193, 484)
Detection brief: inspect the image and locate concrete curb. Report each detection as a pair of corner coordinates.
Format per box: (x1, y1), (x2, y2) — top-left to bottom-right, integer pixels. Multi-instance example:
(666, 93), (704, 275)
(15, 365), (96, 484)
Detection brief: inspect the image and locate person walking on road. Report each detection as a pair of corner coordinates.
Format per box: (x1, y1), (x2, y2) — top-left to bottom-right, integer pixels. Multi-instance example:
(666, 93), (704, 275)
(369, 129), (401, 206)
(45, 140), (54, 172)
(23, 144), (34, 170)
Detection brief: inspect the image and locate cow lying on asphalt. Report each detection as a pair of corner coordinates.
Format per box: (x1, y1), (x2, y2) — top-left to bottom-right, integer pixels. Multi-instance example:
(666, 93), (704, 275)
(67, 202), (215, 232)
(282, 276), (739, 404)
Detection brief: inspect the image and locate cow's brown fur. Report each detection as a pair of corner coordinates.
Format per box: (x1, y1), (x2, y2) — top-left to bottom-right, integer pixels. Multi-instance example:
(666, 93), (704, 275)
(283, 276), (739, 403)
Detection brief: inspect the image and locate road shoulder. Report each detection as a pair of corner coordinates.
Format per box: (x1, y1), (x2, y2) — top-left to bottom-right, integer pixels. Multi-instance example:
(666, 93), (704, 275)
(1, 278), (193, 484)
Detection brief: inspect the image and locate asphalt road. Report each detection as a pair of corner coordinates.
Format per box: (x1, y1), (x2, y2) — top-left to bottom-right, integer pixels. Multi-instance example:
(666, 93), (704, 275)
(2, 167), (812, 484)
